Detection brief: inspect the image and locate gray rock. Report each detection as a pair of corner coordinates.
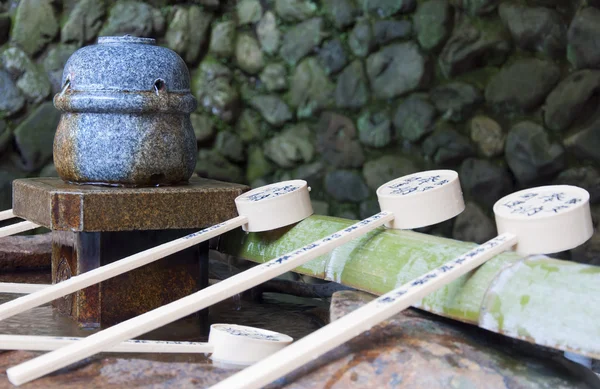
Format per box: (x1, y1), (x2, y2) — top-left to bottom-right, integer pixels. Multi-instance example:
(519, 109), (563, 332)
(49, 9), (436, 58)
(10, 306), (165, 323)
(195, 149), (245, 184)
(246, 146), (273, 183)
(349, 19), (375, 57)
(469, 115), (505, 157)
(292, 161), (324, 181)
(236, 109), (264, 143)
(373, 20), (412, 45)
(499, 3), (566, 59)
(565, 118), (600, 165)
(250, 95), (293, 126)
(452, 202), (496, 244)
(289, 57), (335, 118)
(275, 0), (316, 21)
(363, 0), (416, 17)
(362, 155), (418, 190)
(190, 113), (215, 143)
(264, 123), (314, 168)
(280, 18), (324, 65)
(43, 44), (78, 94)
(151, 8), (166, 35)
(0, 120), (11, 154)
(1, 48), (51, 104)
(260, 63), (287, 92)
(567, 7), (600, 69)
(0, 71), (25, 116)
(100, 1), (159, 37)
(13, 102), (60, 172)
(209, 21), (236, 58)
(165, 7), (189, 56)
(459, 158), (513, 207)
(235, 34), (264, 74)
(544, 70), (600, 132)
(335, 60), (369, 110)
(185, 6), (213, 64)
(0, 169), (27, 211)
(359, 199), (380, 219)
(316, 112), (365, 168)
(393, 95), (436, 142)
(439, 16), (510, 77)
(318, 39), (348, 75)
(193, 57), (239, 122)
(237, 0), (262, 25)
(430, 82), (481, 122)
(555, 167), (600, 204)
(11, 0), (58, 56)
(571, 230), (600, 266)
(312, 200), (330, 216)
(485, 59), (560, 112)
(325, 170), (370, 203)
(61, 0), (105, 46)
(357, 110), (391, 148)
(414, 0), (452, 51)
(324, 0), (358, 30)
(332, 206), (359, 220)
(505, 121), (566, 184)
(423, 127), (476, 165)
(39, 163), (58, 177)
(366, 42), (428, 100)
(450, 0), (501, 15)
(0, 13), (9, 46)
(257, 11), (281, 55)
(215, 131), (245, 162)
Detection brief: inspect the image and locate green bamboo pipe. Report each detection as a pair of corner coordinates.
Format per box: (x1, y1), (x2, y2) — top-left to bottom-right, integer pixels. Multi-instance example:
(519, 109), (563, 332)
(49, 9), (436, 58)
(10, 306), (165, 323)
(219, 215), (600, 359)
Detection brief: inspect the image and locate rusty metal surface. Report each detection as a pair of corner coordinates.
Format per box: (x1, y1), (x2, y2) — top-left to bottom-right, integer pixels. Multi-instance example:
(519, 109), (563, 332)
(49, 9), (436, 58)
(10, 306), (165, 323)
(0, 233), (51, 271)
(13, 177), (248, 232)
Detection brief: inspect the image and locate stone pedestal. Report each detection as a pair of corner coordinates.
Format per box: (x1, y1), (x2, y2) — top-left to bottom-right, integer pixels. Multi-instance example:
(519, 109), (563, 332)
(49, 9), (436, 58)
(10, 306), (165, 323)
(12, 177), (248, 329)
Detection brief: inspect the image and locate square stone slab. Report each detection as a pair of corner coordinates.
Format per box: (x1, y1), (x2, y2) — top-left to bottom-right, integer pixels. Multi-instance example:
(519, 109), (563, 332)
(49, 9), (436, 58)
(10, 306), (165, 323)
(13, 177), (248, 232)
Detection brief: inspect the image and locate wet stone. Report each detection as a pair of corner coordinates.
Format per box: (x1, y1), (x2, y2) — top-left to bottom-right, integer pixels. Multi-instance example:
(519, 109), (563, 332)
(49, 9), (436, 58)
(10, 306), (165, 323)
(499, 3), (566, 59)
(43, 44), (78, 94)
(430, 82), (481, 122)
(165, 7), (190, 56)
(453, 202), (496, 244)
(324, 0), (358, 30)
(260, 63), (288, 92)
(564, 118), (600, 165)
(393, 95), (436, 142)
(325, 170), (370, 203)
(100, 1), (161, 37)
(289, 57), (335, 119)
(439, 16), (510, 77)
(554, 167), (600, 204)
(275, 0), (316, 22)
(237, 0), (263, 25)
(335, 60), (369, 110)
(414, 0), (452, 51)
(544, 70), (600, 132)
(0, 233), (52, 271)
(485, 58), (560, 113)
(246, 146), (273, 183)
(469, 116), (505, 158)
(349, 19), (375, 57)
(235, 34), (265, 74)
(1, 47), (52, 104)
(249, 95), (293, 126)
(209, 21), (236, 58)
(13, 102), (60, 172)
(236, 109), (264, 143)
(0, 70), (25, 116)
(459, 158), (513, 207)
(186, 6), (213, 64)
(193, 57), (239, 122)
(362, 155), (418, 190)
(317, 39), (348, 75)
(357, 110), (392, 148)
(279, 18), (325, 65)
(264, 124), (314, 168)
(215, 131), (245, 163)
(567, 7), (600, 69)
(423, 127), (476, 166)
(373, 20), (412, 45)
(11, 0), (58, 56)
(450, 0), (501, 15)
(195, 150), (245, 184)
(61, 0), (106, 46)
(366, 42), (428, 100)
(190, 113), (215, 144)
(363, 0), (416, 17)
(257, 11), (281, 55)
(316, 112), (365, 168)
(505, 121), (566, 184)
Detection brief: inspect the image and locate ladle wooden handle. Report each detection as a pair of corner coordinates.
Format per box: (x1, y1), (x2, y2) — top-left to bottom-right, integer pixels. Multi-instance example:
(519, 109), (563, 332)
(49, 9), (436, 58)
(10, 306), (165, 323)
(0, 335), (213, 354)
(209, 232), (518, 389)
(6, 211), (395, 386)
(0, 209), (14, 222)
(0, 221), (39, 238)
(0, 215), (248, 322)
(0, 283), (49, 294)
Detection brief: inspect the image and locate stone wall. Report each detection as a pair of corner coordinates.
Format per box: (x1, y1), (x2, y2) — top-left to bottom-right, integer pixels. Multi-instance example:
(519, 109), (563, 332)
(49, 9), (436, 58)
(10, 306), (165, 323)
(0, 0), (599, 263)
